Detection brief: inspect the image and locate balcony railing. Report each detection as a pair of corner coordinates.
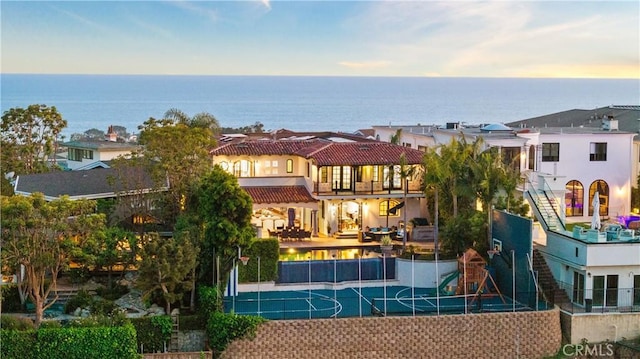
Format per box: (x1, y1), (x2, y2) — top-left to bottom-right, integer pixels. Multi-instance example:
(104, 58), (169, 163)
(314, 179), (422, 196)
(555, 281), (640, 314)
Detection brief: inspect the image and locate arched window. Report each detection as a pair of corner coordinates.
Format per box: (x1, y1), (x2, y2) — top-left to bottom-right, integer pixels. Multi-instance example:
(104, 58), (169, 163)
(286, 159), (293, 173)
(565, 180), (583, 217)
(589, 180), (609, 216)
(233, 160), (252, 177)
(379, 200), (400, 217)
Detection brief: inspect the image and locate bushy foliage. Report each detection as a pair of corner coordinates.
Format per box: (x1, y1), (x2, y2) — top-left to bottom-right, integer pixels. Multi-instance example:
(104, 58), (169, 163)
(65, 312), (128, 328)
(36, 324), (138, 359)
(130, 315), (172, 353)
(0, 329), (37, 359)
(0, 324), (138, 359)
(238, 238), (280, 283)
(206, 312), (266, 354)
(198, 286), (221, 318)
(1, 285), (24, 312)
(64, 290), (93, 314)
(1, 315), (35, 330)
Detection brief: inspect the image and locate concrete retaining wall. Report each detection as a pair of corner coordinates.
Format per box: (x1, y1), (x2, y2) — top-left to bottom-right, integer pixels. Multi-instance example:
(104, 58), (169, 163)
(561, 311), (640, 344)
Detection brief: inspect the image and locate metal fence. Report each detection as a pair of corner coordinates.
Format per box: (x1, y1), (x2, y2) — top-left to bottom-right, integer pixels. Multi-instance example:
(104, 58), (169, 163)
(556, 281), (640, 314)
(277, 257), (396, 284)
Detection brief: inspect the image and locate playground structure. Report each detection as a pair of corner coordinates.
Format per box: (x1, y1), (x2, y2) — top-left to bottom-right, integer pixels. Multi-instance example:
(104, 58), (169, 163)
(453, 248), (505, 304)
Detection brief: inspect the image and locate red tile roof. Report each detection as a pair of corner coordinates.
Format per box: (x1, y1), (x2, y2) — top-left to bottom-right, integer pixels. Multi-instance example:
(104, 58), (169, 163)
(243, 186), (316, 204)
(212, 139), (424, 166)
(211, 139), (329, 156)
(308, 142), (424, 166)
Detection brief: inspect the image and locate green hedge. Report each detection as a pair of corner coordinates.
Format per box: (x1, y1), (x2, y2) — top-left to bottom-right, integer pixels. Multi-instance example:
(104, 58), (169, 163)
(1, 329), (37, 359)
(130, 315), (172, 353)
(238, 238), (279, 283)
(0, 325), (138, 359)
(206, 312), (266, 354)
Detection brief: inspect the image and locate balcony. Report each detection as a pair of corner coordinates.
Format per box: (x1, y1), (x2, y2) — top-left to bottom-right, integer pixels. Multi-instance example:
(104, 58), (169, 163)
(313, 179), (423, 198)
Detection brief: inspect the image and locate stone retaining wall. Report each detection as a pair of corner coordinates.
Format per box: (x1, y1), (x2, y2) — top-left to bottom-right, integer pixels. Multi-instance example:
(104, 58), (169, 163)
(223, 308), (561, 359)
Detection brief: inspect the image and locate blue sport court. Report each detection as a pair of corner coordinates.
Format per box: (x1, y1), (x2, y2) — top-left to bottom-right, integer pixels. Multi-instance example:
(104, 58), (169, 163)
(223, 285), (533, 320)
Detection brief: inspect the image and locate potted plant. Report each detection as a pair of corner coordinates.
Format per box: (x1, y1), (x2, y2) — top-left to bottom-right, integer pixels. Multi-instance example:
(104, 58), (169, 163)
(380, 235), (393, 255)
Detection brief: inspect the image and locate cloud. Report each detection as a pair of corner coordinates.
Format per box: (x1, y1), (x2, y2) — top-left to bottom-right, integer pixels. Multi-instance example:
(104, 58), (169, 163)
(347, 1), (639, 78)
(338, 61), (391, 70)
(261, 0), (271, 11)
(50, 4), (112, 33)
(169, 0), (219, 22)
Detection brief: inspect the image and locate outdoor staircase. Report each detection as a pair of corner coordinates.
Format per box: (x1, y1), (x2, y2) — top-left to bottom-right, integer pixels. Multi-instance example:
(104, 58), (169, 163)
(532, 249), (570, 306)
(524, 179), (565, 233)
(170, 315), (179, 352)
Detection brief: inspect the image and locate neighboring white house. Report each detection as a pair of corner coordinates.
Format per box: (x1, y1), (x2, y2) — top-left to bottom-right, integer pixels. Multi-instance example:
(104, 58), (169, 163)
(375, 106), (640, 343)
(61, 140), (141, 170)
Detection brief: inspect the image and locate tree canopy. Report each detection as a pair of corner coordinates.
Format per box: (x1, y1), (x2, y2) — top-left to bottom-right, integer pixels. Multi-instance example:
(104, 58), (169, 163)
(0, 194), (105, 327)
(137, 111), (218, 224)
(1, 104), (67, 175)
(135, 232), (198, 314)
(188, 165), (255, 309)
(422, 137), (523, 255)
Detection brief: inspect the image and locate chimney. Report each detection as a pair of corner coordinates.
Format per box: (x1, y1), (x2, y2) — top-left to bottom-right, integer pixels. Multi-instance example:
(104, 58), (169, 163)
(602, 115), (618, 131)
(106, 125), (117, 142)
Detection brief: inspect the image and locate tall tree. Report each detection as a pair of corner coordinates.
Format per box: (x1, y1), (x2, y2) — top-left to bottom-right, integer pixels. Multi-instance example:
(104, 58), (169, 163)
(190, 165), (254, 310)
(163, 108), (220, 135)
(423, 137), (521, 255)
(88, 226), (137, 290)
(138, 112), (217, 224)
(1, 104), (67, 175)
(0, 194), (105, 327)
(135, 233), (198, 314)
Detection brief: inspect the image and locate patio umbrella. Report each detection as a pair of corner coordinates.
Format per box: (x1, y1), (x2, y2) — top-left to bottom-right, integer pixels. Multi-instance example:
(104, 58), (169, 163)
(287, 208), (295, 227)
(591, 191), (601, 230)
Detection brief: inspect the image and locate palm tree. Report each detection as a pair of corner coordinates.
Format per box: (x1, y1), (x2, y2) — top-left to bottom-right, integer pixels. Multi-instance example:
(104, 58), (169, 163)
(164, 108), (221, 135)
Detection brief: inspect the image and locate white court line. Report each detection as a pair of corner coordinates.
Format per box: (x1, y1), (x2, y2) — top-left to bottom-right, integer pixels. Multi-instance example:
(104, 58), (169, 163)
(306, 299), (317, 310)
(350, 287), (373, 306)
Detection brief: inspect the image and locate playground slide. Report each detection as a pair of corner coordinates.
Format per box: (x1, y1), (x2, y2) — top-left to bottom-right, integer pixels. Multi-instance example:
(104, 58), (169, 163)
(437, 270), (459, 296)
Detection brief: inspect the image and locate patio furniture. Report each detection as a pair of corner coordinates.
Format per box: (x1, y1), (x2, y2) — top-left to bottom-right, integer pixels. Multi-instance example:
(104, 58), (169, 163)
(572, 226), (587, 240)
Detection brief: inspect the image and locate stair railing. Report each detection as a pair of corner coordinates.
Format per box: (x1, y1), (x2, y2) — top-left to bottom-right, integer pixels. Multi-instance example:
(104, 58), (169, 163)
(527, 252), (546, 310)
(524, 176), (565, 232)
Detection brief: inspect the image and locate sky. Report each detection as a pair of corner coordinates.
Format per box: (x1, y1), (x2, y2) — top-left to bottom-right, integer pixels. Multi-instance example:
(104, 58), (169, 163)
(1, 1), (639, 78)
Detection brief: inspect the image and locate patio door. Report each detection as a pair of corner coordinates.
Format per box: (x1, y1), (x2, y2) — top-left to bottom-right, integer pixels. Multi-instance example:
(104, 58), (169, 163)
(565, 180), (583, 217)
(572, 272), (584, 305)
(593, 275), (619, 307)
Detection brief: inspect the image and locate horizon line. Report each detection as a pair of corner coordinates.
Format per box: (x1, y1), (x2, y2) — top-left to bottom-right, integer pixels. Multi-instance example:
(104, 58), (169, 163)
(1, 72), (638, 80)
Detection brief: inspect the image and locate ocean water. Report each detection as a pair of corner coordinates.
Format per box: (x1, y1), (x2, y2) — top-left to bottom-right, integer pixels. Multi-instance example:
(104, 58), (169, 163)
(1, 74), (638, 139)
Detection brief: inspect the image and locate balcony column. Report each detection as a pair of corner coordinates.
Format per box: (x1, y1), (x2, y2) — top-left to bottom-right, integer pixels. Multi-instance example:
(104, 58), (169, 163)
(311, 209), (318, 237)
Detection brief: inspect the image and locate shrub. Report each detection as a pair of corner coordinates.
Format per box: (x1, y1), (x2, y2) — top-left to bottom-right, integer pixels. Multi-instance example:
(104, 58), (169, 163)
(95, 283), (129, 301)
(36, 324), (138, 359)
(238, 238), (279, 283)
(66, 312), (129, 328)
(0, 329), (37, 359)
(198, 286), (221, 319)
(1, 315), (35, 330)
(1, 285), (24, 312)
(90, 298), (117, 316)
(64, 290), (93, 314)
(1, 324), (138, 359)
(206, 312), (266, 354)
(39, 320), (62, 329)
(130, 315), (172, 353)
